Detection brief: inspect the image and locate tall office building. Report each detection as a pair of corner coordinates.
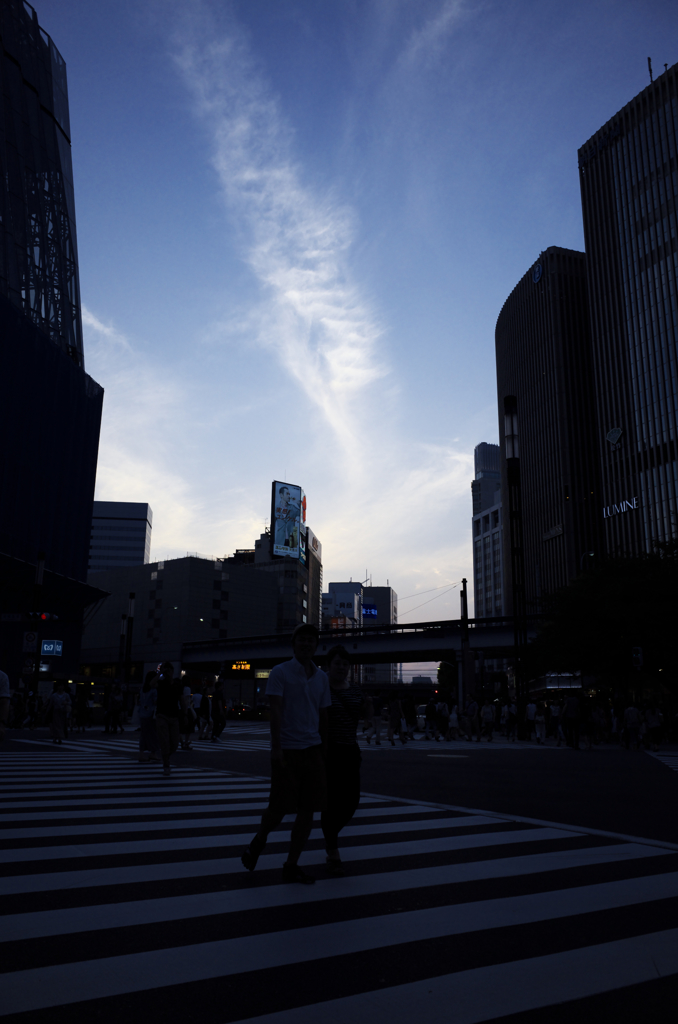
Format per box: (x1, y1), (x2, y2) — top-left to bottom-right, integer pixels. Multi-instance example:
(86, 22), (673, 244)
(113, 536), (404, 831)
(0, 0), (103, 583)
(495, 247), (601, 613)
(579, 63), (678, 553)
(471, 443), (504, 617)
(361, 585), (398, 687)
(89, 502), (153, 573)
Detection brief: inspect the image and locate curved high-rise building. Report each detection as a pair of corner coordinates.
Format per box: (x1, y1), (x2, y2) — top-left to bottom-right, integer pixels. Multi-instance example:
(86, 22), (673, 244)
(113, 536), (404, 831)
(495, 247), (602, 614)
(579, 62), (678, 554)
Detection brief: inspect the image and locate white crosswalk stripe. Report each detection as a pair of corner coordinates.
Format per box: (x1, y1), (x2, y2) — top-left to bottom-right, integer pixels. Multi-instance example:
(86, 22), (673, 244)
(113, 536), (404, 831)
(1, 748), (677, 1023)
(648, 751), (678, 772)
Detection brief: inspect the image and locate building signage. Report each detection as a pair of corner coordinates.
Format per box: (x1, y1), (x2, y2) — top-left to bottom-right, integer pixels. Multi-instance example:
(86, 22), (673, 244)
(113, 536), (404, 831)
(271, 481), (305, 559)
(603, 497), (638, 518)
(306, 527), (322, 563)
(362, 604), (378, 618)
(532, 263), (542, 284)
(41, 640), (63, 656)
(231, 661), (250, 671)
(23, 631), (38, 653)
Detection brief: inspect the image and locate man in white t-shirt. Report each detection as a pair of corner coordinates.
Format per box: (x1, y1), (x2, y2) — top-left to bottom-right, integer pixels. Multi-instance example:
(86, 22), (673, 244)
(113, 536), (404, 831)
(0, 669), (10, 742)
(241, 624), (331, 884)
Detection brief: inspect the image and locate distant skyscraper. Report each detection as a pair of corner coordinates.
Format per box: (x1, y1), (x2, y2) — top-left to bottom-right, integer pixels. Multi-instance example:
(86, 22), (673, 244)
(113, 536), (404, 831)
(471, 443), (504, 618)
(495, 247), (601, 613)
(361, 585), (398, 687)
(579, 63), (678, 553)
(0, 0), (103, 584)
(89, 502), (152, 573)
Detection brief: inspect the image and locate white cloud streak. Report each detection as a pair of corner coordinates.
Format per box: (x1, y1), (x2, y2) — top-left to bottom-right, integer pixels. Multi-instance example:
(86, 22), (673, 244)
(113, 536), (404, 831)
(173, 8), (388, 460)
(400, 0), (467, 69)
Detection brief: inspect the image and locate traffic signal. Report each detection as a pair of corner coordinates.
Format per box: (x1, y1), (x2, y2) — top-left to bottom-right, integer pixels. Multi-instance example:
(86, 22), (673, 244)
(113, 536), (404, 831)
(632, 647), (643, 669)
(27, 612), (59, 621)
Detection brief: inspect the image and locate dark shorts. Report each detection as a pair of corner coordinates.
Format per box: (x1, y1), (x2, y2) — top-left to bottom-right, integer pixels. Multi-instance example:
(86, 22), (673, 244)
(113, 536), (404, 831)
(268, 745), (327, 815)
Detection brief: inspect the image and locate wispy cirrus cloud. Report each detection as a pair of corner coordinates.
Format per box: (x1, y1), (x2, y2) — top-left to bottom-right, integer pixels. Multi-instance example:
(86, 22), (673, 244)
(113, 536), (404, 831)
(172, 6), (388, 458)
(399, 0), (467, 69)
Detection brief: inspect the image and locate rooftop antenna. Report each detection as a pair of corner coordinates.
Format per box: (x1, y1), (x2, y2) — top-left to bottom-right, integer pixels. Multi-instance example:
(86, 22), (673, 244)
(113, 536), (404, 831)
(648, 57), (653, 83)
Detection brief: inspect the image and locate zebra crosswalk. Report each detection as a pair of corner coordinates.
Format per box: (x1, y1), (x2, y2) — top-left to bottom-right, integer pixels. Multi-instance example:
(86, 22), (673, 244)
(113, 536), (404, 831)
(1, 748), (677, 1022)
(648, 751), (678, 773)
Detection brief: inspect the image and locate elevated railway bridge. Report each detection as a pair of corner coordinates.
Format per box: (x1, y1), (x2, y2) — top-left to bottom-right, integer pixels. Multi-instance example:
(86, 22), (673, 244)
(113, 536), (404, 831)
(182, 616), (539, 681)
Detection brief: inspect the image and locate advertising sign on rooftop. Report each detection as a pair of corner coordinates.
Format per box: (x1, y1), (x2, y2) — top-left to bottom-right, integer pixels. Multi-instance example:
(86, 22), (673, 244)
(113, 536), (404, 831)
(306, 527), (322, 563)
(271, 481), (306, 559)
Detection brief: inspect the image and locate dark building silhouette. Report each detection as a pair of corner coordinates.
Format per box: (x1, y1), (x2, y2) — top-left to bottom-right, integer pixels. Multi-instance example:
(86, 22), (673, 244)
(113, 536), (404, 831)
(0, 2), (104, 684)
(471, 443), (504, 618)
(89, 502), (152, 572)
(495, 247), (601, 613)
(0, 0), (102, 582)
(579, 63), (678, 554)
(82, 555), (280, 683)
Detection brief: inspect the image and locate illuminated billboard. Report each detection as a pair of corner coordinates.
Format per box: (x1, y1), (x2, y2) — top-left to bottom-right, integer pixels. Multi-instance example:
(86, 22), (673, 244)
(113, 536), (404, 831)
(271, 481), (306, 558)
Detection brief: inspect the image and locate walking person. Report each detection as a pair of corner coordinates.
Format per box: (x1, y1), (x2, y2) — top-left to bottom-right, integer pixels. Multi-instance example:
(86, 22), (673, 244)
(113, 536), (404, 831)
(563, 694), (581, 749)
(155, 663), (182, 776)
(387, 695), (407, 746)
(241, 624), (331, 884)
(179, 684), (195, 750)
(464, 697), (480, 742)
(534, 702), (547, 744)
(211, 677), (226, 742)
(365, 693), (382, 745)
(109, 685), (125, 734)
(506, 700), (518, 742)
(644, 705), (663, 751)
(423, 697), (438, 740)
(549, 699), (565, 746)
(138, 672), (160, 763)
(447, 703), (460, 740)
(321, 645), (364, 876)
(623, 703), (642, 751)
(402, 695), (417, 741)
(197, 686), (213, 741)
(436, 699), (450, 742)
(0, 667), (9, 743)
(47, 682), (71, 744)
(480, 699), (495, 741)
(524, 699), (537, 741)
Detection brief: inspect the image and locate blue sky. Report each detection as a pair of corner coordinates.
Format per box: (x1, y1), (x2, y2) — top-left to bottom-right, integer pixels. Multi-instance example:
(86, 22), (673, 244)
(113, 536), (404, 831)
(37, 0), (677, 629)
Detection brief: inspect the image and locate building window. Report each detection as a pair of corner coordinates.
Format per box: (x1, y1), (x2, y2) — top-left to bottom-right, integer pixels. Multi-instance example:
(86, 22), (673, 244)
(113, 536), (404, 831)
(474, 519), (481, 537)
(482, 515), (490, 533)
(492, 509), (499, 528)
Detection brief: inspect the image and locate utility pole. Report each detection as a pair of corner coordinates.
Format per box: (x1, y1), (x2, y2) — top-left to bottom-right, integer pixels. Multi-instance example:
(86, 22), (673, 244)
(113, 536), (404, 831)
(124, 592), (135, 686)
(117, 614), (127, 684)
(29, 552), (45, 693)
(460, 578), (470, 706)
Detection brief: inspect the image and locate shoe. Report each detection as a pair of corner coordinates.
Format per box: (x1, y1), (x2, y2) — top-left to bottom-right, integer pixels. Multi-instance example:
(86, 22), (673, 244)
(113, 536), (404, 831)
(326, 856), (347, 877)
(366, 736), (371, 744)
(241, 843), (261, 872)
(391, 740), (395, 746)
(282, 862), (315, 884)
(375, 741), (381, 745)
(163, 765), (171, 777)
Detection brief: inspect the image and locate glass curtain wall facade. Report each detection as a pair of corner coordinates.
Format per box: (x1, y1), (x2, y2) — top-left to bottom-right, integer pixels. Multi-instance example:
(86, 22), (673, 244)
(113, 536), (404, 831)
(579, 63), (678, 553)
(471, 443), (504, 618)
(0, 0), (83, 366)
(495, 247), (602, 613)
(89, 502), (153, 573)
(0, 0), (102, 583)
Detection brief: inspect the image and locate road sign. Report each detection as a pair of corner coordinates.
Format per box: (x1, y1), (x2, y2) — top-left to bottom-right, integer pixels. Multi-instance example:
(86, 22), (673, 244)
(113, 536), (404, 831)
(23, 631), (38, 653)
(41, 640), (63, 656)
